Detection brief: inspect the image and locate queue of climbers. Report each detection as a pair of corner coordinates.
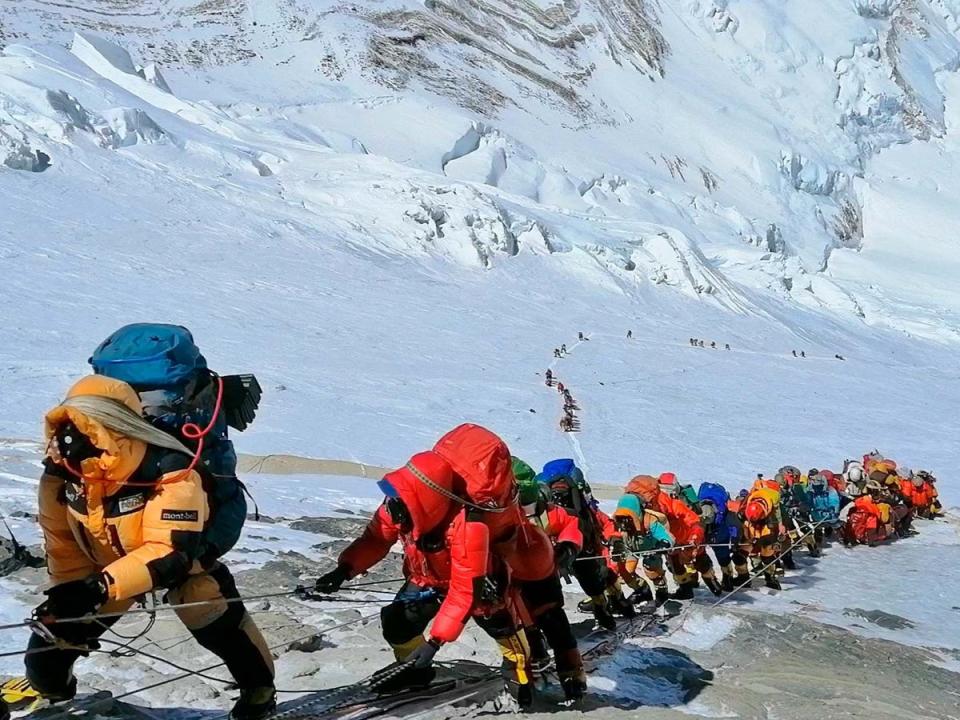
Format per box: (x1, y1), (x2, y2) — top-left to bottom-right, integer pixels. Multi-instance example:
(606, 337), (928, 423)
(545, 368), (579, 432)
(3, 322), (946, 719)
(315, 437), (943, 708)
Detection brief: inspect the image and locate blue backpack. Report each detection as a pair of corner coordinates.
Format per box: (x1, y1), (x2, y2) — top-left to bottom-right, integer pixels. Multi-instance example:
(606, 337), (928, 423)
(540, 458), (584, 487)
(697, 482), (730, 525)
(90, 323), (261, 563)
(90, 324), (207, 388)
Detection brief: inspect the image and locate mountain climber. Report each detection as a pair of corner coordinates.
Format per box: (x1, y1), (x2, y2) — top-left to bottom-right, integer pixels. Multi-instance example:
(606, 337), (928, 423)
(842, 481), (889, 546)
(697, 483), (742, 591)
(777, 469), (815, 563)
(842, 460), (867, 497)
(610, 493), (673, 605)
(738, 483), (783, 590)
(513, 459), (587, 701)
(916, 470), (942, 517)
(627, 330), (633, 339)
(545, 369), (553, 386)
(30, 376), (275, 720)
(817, 469), (848, 501)
(557, 382), (565, 394)
(561, 344), (567, 355)
(865, 462), (914, 537)
(89, 324), (260, 566)
(316, 448), (537, 703)
(659, 473), (701, 512)
(578, 332), (584, 341)
(539, 460), (628, 629)
(807, 473), (841, 544)
(624, 475), (716, 598)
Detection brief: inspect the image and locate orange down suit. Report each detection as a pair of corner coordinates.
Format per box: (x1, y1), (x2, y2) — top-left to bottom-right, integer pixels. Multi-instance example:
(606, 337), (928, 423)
(29, 375), (273, 697)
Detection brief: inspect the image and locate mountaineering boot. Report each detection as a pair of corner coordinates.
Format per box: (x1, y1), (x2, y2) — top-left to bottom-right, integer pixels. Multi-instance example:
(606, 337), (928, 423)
(734, 573), (752, 590)
(26, 665), (77, 704)
(230, 687), (277, 720)
(721, 574), (735, 593)
(560, 675), (587, 703)
(670, 582), (695, 601)
(592, 600), (617, 631)
(781, 551), (798, 571)
(516, 683), (535, 709)
(654, 586), (670, 606)
(703, 575), (724, 597)
(629, 583), (653, 604)
(808, 543), (822, 558)
(763, 573), (782, 591)
(607, 589), (636, 619)
(577, 597), (594, 613)
(616, 595), (636, 618)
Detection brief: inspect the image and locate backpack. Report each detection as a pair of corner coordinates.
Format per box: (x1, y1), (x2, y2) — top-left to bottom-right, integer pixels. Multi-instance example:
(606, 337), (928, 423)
(697, 482), (730, 525)
(538, 459), (603, 550)
(541, 459), (585, 488)
(90, 323), (262, 563)
(675, 483), (701, 512)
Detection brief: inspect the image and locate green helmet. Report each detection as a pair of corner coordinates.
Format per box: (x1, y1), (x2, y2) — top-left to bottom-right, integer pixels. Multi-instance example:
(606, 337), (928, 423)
(511, 456), (537, 485)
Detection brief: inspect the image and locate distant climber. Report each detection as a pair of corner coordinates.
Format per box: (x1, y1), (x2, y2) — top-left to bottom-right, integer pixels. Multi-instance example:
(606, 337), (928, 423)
(800, 351), (806, 358)
(835, 354), (845, 360)
(578, 332), (584, 341)
(545, 369), (553, 386)
(627, 330), (633, 339)
(561, 344), (568, 355)
(725, 344), (730, 350)
(557, 382), (565, 394)
(554, 348), (561, 358)
(710, 341), (716, 349)
(698, 340), (705, 347)
(792, 350), (797, 357)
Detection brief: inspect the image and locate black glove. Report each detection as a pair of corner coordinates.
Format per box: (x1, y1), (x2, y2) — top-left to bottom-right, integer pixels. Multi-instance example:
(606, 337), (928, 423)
(314, 565), (351, 594)
(554, 542), (578, 575)
(36, 575), (108, 622)
(406, 638), (441, 668)
(610, 538), (627, 559)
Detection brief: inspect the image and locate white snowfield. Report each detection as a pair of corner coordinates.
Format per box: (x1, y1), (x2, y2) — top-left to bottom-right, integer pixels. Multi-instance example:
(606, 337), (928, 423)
(2, 0), (960, 716)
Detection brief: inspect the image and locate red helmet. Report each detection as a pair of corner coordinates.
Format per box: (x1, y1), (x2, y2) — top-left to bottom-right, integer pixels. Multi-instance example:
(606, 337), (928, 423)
(745, 499), (768, 522)
(659, 472), (677, 486)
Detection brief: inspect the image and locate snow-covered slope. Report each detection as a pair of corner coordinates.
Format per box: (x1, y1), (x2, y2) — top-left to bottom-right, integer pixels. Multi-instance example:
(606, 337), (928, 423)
(3, 3), (960, 717)
(4, 1), (960, 344)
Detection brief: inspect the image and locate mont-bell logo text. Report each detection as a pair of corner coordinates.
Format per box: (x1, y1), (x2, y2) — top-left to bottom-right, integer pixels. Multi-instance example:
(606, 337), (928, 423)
(161, 509), (199, 522)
